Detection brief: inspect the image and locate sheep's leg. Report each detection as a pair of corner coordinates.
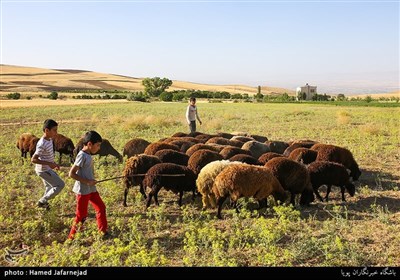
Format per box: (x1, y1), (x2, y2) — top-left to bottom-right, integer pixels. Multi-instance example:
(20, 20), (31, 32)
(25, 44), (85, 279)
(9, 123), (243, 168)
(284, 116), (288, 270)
(178, 191), (183, 206)
(123, 187), (129, 207)
(325, 185), (332, 201)
(216, 195), (228, 219)
(69, 154), (74, 164)
(314, 188), (324, 202)
(58, 153), (62, 165)
(290, 192), (296, 205)
(139, 183), (147, 199)
(145, 191), (153, 209)
(153, 189), (160, 206)
(340, 186), (346, 202)
(234, 201), (240, 214)
(192, 189), (196, 201)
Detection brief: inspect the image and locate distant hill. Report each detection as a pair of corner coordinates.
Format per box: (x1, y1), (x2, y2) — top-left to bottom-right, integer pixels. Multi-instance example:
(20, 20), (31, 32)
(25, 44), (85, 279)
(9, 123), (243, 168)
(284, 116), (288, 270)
(0, 65), (295, 96)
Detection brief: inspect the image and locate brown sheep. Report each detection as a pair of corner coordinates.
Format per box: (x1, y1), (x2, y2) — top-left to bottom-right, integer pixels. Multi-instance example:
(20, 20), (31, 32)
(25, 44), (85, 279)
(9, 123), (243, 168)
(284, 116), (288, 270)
(75, 138), (123, 162)
(144, 163), (197, 207)
(264, 157), (314, 206)
(16, 133), (38, 158)
(229, 154), (261, 165)
(283, 140), (317, 157)
(185, 143), (221, 157)
(122, 154), (161, 206)
(154, 149), (189, 166)
(168, 140), (197, 153)
(122, 138), (150, 158)
(308, 161), (356, 202)
(216, 132), (235, 139)
(288, 148), (317, 164)
(264, 141), (290, 154)
(206, 137), (242, 148)
(241, 141), (271, 159)
(219, 146), (251, 159)
(194, 134), (217, 143)
(258, 152), (284, 165)
(143, 142), (180, 155)
(52, 133), (75, 164)
(188, 149), (224, 175)
(311, 144), (361, 181)
(213, 164), (288, 219)
(249, 134), (268, 143)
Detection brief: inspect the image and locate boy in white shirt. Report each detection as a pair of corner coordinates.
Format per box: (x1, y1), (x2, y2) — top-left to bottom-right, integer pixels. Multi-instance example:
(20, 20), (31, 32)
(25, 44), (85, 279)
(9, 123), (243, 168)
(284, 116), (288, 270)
(185, 97), (202, 134)
(31, 119), (65, 209)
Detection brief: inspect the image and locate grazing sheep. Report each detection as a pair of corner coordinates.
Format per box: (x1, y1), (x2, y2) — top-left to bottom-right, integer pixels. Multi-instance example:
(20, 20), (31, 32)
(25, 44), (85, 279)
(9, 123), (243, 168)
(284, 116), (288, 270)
(219, 146), (251, 159)
(122, 154), (161, 206)
(163, 136), (201, 144)
(217, 132), (235, 139)
(258, 152), (284, 165)
(206, 137), (242, 147)
(311, 144), (361, 181)
(249, 134), (268, 143)
(194, 134), (217, 143)
(264, 157), (314, 206)
(288, 148), (317, 164)
(188, 149), (224, 175)
(144, 163), (197, 207)
(265, 141), (290, 154)
(230, 136), (254, 143)
(283, 140), (318, 157)
(213, 164), (288, 219)
(186, 143), (221, 157)
(75, 138), (123, 162)
(16, 133), (37, 158)
(242, 141), (271, 159)
(196, 160), (242, 209)
(28, 136), (40, 158)
(154, 149), (189, 166)
(144, 142), (180, 155)
(171, 132), (188, 137)
(229, 154), (261, 165)
(168, 140), (196, 153)
(52, 133), (75, 164)
(308, 161), (355, 202)
(122, 138), (150, 158)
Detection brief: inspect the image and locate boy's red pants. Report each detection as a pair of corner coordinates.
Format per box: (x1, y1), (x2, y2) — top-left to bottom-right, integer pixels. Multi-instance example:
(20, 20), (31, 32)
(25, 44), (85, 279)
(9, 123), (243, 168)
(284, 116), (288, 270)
(68, 191), (107, 239)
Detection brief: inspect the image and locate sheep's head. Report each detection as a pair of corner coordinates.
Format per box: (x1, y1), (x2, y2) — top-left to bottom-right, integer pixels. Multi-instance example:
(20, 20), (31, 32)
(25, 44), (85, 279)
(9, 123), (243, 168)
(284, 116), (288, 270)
(300, 188), (315, 206)
(350, 167), (361, 181)
(346, 183), (356, 197)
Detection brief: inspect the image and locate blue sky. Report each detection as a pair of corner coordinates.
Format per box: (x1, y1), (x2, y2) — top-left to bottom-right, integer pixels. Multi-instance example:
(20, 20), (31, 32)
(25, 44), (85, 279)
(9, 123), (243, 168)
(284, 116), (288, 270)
(1, 0), (399, 94)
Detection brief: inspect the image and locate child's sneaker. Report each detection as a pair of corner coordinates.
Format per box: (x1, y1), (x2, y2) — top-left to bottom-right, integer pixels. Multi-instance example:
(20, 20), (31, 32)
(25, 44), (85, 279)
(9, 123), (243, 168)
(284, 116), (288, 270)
(37, 201), (50, 210)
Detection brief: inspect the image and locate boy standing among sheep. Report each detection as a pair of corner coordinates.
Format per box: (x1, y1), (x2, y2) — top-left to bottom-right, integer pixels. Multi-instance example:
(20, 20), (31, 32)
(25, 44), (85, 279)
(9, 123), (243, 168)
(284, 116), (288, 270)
(68, 131), (108, 240)
(31, 119), (65, 210)
(186, 97), (202, 134)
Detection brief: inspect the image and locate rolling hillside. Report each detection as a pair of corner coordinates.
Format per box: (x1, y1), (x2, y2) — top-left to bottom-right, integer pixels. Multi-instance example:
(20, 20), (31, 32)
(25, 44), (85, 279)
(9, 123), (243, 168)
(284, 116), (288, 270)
(0, 65), (294, 96)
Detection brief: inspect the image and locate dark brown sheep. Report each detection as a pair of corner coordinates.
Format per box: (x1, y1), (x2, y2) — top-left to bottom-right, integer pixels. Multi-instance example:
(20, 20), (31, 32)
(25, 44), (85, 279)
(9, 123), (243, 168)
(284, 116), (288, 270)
(122, 154), (161, 206)
(216, 132), (235, 139)
(188, 149), (224, 175)
(264, 141), (290, 154)
(288, 148), (317, 164)
(258, 152), (284, 165)
(308, 161), (356, 202)
(194, 134), (217, 143)
(185, 143), (221, 157)
(122, 138), (150, 158)
(74, 138), (123, 162)
(154, 149), (189, 166)
(311, 144), (361, 181)
(171, 132), (188, 137)
(264, 157), (314, 206)
(213, 164), (288, 219)
(249, 134), (268, 143)
(219, 146), (251, 159)
(52, 133), (75, 164)
(283, 140), (317, 157)
(206, 137), (242, 147)
(229, 154), (261, 165)
(143, 142), (180, 155)
(144, 163), (197, 207)
(168, 140), (196, 153)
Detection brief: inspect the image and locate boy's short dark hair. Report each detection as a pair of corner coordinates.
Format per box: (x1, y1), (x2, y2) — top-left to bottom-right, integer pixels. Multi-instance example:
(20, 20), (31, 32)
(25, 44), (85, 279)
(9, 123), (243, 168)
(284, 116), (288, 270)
(189, 97), (196, 102)
(43, 119), (58, 131)
(82, 131), (102, 145)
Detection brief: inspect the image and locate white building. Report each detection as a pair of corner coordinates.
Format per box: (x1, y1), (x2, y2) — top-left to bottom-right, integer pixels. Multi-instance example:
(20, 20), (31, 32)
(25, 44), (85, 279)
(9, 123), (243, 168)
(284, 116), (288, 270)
(296, 83), (317, 100)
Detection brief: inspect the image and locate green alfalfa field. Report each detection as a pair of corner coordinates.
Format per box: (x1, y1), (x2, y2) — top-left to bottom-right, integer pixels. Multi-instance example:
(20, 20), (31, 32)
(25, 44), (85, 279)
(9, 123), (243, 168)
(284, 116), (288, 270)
(1, 101), (399, 266)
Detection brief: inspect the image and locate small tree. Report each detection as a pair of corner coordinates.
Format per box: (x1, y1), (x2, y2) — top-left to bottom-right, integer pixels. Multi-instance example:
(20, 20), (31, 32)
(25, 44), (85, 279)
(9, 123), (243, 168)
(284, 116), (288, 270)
(6, 92), (21, 99)
(159, 91), (173, 102)
(337, 94), (346, 101)
(142, 77), (173, 97)
(48, 91), (58, 100)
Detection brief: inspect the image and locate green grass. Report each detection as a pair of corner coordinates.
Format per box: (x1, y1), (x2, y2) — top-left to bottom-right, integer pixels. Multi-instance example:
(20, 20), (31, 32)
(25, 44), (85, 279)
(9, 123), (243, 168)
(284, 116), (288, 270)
(0, 101), (399, 266)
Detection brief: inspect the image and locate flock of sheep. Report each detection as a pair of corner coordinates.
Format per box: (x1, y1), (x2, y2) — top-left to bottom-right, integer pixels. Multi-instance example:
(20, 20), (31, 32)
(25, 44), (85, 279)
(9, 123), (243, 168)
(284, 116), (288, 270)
(16, 131), (361, 219)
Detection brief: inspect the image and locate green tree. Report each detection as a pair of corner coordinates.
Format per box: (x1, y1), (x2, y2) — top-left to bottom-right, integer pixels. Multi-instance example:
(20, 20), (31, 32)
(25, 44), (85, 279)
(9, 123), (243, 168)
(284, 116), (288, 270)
(48, 91), (58, 100)
(337, 94), (346, 101)
(142, 77), (173, 97)
(159, 91), (173, 102)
